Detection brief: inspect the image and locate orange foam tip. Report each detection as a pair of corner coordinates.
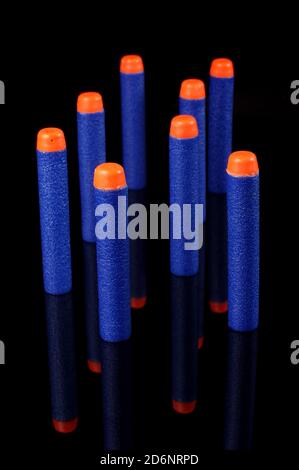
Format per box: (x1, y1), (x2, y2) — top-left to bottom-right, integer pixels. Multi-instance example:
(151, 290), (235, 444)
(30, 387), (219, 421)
(209, 300), (228, 314)
(197, 336), (204, 349)
(180, 79), (206, 100)
(210, 58), (234, 78)
(131, 296), (147, 309)
(52, 417), (78, 433)
(77, 92), (103, 113)
(37, 128), (66, 152)
(172, 400), (197, 414)
(227, 151), (259, 177)
(170, 115), (198, 139)
(94, 162), (127, 190)
(120, 55), (144, 74)
(87, 360), (102, 374)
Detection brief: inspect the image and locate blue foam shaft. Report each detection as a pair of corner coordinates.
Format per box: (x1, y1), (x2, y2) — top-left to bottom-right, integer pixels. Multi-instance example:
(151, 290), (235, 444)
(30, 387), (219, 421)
(36, 148), (72, 295)
(45, 293), (78, 423)
(94, 186), (131, 341)
(120, 71), (146, 189)
(169, 135), (201, 276)
(227, 174), (259, 331)
(208, 76), (234, 194)
(179, 97), (206, 221)
(77, 109), (106, 242)
(83, 242), (101, 366)
(171, 274), (198, 405)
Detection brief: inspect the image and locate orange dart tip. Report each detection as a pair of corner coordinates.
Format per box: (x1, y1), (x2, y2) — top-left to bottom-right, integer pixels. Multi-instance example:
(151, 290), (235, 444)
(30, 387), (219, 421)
(77, 92), (104, 113)
(180, 79), (205, 100)
(94, 162), (127, 190)
(170, 115), (198, 139)
(37, 128), (66, 152)
(227, 151), (259, 177)
(210, 58), (234, 78)
(120, 55), (144, 74)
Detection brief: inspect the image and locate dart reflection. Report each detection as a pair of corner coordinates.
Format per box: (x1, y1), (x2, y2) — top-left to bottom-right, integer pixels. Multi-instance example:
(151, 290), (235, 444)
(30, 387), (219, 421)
(101, 339), (133, 450)
(128, 189), (147, 310)
(224, 329), (258, 450)
(171, 274), (200, 414)
(82, 241), (101, 373)
(44, 292), (78, 433)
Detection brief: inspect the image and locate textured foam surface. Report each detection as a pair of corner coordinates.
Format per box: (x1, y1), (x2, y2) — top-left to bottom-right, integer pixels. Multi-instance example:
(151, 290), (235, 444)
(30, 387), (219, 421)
(169, 135), (201, 276)
(83, 242), (101, 364)
(77, 111), (106, 242)
(102, 340), (133, 450)
(208, 76), (234, 194)
(120, 72), (146, 189)
(227, 175), (259, 331)
(95, 186), (131, 341)
(36, 149), (72, 294)
(207, 193), (228, 303)
(224, 330), (257, 450)
(179, 97), (206, 221)
(128, 189), (147, 300)
(45, 293), (78, 422)
(171, 275), (198, 404)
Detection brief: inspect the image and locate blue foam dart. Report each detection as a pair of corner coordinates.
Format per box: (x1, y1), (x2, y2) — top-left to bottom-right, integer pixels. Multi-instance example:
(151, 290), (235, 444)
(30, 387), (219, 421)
(207, 59), (234, 313)
(36, 128), (72, 295)
(169, 115), (201, 276)
(77, 92), (106, 242)
(45, 293), (78, 433)
(227, 151), (260, 331)
(94, 163), (131, 342)
(179, 79), (206, 221)
(171, 274), (198, 414)
(120, 55), (146, 190)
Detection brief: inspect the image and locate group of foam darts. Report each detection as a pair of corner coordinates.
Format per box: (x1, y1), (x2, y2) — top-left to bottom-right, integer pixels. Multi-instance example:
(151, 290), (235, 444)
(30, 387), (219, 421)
(35, 55), (259, 432)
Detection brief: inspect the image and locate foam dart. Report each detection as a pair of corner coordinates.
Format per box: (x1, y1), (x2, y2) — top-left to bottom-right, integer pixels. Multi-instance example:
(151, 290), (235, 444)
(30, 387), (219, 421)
(128, 189), (147, 309)
(120, 55), (146, 190)
(36, 128), (72, 295)
(171, 274), (198, 414)
(77, 92), (106, 242)
(94, 163), (131, 342)
(45, 293), (78, 433)
(83, 242), (101, 373)
(179, 80), (206, 341)
(169, 115), (201, 276)
(207, 58), (234, 313)
(179, 79), (206, 221)
(102, 340), (133, 450)
(224, 330), (258, 449)
(227, 151), (260, 331)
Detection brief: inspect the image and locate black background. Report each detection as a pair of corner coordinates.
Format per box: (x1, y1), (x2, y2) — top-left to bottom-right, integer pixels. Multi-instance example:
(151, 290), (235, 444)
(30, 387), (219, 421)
(0, 31), (298, 466)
